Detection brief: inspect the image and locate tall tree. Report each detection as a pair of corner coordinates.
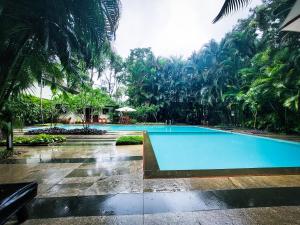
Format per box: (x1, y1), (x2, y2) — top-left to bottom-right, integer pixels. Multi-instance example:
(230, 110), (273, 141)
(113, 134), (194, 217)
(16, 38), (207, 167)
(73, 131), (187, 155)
(0, 0), (121, 110)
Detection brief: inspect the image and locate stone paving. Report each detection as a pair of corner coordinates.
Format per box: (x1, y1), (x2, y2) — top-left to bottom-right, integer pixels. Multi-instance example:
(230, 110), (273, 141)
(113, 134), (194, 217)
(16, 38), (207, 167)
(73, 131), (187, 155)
(1, 134), (300, 225)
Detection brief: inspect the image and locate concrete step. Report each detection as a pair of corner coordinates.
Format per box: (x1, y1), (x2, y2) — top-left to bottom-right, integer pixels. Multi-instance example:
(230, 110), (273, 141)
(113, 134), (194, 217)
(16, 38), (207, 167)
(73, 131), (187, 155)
(65, 135), (118, 139)
(66, 139), (116, 142)
(62, 142), (115, 146)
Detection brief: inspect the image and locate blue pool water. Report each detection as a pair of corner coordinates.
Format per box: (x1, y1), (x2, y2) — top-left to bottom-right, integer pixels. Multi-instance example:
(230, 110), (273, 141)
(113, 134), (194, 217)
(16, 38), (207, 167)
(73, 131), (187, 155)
(28, 124), (215, 133)
(149, 132), (300, 170)
(28, 124), (300, 171)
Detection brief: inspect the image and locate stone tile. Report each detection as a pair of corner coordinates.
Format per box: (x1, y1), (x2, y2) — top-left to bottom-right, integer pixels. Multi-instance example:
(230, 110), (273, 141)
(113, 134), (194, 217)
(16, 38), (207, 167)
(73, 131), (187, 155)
(243, 206), (300, 225)
(78, 160), (143, 175)
(144, 212), (199, 225)
(58, 177), (100, 184)
(192, 206), (300, 225)
(229, 175), (300, 189)
(194, 208), (253, 225)
(22, 215), (143, 225)
(116, 145), (142, 156)
(184, 177), (237, 191)
(0, 164), (37, 183)
(39, 182), (94, 197)
(23, 168), (74, 184)
(30, 163), (82, 170)
(143, 178), (189, 192)
(14, 145), (116, 160)
(83, 174), (143, 195)
(37, 183), (57, 196)
(29, 193), (143, 218)
(66, 168), (108, 178)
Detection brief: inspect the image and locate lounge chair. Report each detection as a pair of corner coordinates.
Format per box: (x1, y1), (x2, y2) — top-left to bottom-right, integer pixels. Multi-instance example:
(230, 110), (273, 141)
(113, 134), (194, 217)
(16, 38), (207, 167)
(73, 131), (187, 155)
(0, 182), (38, 225)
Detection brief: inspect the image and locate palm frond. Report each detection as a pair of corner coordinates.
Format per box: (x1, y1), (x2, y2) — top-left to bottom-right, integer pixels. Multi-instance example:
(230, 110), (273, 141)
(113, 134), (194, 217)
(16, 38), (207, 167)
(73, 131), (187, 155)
(213, 0), (251, 23)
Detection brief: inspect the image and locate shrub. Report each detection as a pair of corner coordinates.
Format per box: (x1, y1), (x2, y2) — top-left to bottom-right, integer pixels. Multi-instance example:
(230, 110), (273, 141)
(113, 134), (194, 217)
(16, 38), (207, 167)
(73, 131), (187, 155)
(0, 148), (13, 159)
(0, 134), (66, 146)
(25, 127), (107, 135)
(131, 104), (160, 122)
(130, 119), (137, 124)
(9, 95), (60, 126)
(116, 136), (143, 145)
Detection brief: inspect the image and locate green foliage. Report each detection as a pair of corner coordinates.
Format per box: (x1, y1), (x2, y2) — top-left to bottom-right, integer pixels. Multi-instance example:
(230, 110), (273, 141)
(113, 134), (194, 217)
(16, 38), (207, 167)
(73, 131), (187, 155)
(123, 0), (300, 132)
(8, 95), (59, 126)
(0, 134), (65, 146)
(0, 148), (13, 160)
(0, 0), (120, 112)
(213, 0), (251, 23)
(130, 119), (138, 124)
(116, 136), (143, 145)
(134, 104), (160, 122)
(57, 86), (115, 127)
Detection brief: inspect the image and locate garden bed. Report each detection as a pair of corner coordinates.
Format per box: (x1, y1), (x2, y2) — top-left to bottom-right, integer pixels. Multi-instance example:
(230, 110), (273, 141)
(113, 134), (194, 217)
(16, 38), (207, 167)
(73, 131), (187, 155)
(116, 136), (143, 145)
(25, 127), (107, 135)
(0, 134), (66, 146)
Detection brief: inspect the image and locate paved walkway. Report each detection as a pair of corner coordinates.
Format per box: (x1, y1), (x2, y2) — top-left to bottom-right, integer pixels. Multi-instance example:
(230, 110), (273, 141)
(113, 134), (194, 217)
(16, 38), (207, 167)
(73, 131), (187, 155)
(1, 135), (300, 224)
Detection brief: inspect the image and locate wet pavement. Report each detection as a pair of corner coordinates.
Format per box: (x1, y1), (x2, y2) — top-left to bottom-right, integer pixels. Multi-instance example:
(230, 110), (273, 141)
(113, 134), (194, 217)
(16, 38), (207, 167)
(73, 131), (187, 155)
(1, 134), (300, 224)
(24, 187), (300, 219)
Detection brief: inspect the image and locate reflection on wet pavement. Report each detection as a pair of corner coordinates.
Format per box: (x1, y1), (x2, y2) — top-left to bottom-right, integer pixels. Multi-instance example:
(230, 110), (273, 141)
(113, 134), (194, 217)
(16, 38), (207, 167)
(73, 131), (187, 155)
(27, 187), (300, 218)
(2, 135), (300, 224)
(29, 193), (143, 218)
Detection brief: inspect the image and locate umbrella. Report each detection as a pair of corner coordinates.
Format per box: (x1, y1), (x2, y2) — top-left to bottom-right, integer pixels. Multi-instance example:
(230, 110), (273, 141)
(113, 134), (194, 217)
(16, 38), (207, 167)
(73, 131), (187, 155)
(280, 0), (300, 32)
(115, 106), (136, 112)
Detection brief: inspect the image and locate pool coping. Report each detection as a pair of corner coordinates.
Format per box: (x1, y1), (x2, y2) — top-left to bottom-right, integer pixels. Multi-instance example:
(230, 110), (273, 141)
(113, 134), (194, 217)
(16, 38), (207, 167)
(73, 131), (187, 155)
(143, 131), (300, 179)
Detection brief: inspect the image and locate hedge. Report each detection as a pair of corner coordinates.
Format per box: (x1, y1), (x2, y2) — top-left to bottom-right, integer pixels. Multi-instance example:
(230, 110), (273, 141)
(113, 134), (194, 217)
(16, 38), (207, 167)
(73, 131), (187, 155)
(116, 136), (143, 145)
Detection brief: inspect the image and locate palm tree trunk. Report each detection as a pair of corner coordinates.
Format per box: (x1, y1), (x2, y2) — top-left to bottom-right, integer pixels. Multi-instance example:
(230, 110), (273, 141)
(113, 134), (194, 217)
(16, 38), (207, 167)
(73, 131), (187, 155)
(40, 76), (44, 124)
(6, 121), (13, 150)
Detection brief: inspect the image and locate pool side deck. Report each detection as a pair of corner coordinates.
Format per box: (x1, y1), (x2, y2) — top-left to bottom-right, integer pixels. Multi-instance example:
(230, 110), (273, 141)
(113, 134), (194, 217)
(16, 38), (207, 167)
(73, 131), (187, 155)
(214, 127), (300, 143)
(1, 131), (300, 224)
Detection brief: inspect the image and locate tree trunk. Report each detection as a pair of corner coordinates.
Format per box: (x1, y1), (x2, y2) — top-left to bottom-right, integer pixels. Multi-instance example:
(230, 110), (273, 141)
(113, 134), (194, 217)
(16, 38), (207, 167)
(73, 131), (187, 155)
(6, 121), (13, 150)
(40, 76), (44, 124)
(253, 110), (257, 129)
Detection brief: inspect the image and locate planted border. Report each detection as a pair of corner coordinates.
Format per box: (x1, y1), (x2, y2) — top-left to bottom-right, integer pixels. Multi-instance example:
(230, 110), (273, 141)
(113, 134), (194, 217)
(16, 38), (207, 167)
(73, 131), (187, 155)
(116, 136), (143, 145)
(25, 127), (107, 135)
(0, 134), (66, 146)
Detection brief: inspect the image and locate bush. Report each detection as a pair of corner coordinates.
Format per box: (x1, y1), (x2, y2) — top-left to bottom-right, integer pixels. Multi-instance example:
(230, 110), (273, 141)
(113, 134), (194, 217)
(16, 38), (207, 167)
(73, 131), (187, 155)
(25, 127), (107, 135)
(0, 134), (66, 146)
(9, 95), (60, 126)
(131, 104), (159, 122)
(116, 136), (143, 145)
(0, 148), (13, 159)
(130, 119), (137, 124)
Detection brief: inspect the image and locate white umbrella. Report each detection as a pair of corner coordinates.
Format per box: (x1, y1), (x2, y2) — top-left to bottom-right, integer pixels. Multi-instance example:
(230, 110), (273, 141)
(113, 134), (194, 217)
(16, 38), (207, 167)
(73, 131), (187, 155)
(115, 106), (136, 112)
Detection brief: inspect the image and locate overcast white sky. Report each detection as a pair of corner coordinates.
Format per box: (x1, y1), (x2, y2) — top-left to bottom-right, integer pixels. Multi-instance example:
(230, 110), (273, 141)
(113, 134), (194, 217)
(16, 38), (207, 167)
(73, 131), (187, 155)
(113, 0), (262, 58)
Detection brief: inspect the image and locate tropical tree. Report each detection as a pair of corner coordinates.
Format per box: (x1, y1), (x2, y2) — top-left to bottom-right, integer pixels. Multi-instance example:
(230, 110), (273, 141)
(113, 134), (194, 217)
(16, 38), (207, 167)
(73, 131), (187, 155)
(57, 86), (115, 128)
(0, 0), (120, 110)
(123, 0), (300, 132)
(0, 0), (120, 148)
(213, 0), (252, 23)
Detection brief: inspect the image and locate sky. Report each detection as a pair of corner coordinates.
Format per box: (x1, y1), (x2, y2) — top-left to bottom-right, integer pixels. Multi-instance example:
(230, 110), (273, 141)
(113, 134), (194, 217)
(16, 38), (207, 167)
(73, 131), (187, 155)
(113, 0), (262, 58)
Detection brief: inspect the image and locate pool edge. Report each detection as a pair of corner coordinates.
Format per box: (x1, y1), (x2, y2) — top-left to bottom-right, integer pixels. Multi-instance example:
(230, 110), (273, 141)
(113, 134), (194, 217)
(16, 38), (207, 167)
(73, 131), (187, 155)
(143, 131), (300, 179)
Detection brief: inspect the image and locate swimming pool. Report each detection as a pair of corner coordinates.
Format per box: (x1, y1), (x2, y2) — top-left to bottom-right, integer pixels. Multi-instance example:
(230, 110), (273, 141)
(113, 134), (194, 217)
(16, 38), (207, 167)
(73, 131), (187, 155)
(28, 124), (215, 133)
(148, 132), (300, 170)
(28, 124), (300, 177)
(144, 130), (300, 177)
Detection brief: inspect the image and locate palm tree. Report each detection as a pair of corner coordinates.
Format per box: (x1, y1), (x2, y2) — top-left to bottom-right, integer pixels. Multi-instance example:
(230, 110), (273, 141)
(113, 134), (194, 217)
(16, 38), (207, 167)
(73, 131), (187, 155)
(213, 0), (251, 23)
(0, 0), (121, 110)
(0, 0), (120, 149)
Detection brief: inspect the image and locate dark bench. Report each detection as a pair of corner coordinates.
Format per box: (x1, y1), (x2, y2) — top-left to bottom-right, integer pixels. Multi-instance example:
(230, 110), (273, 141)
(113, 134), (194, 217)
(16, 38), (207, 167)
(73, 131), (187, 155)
(0, 182), (38, 225)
